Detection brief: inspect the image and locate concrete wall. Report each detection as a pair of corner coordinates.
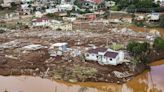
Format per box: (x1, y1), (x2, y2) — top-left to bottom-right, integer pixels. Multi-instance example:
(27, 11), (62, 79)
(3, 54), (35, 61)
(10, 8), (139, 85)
(98, 55), (118, 65)
(85, 53), (98, 61)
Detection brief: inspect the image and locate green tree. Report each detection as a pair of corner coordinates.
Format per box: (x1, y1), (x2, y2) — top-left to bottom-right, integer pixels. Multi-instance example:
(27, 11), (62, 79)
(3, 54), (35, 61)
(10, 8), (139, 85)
(154, 37), (164, 50)
(127, 41), (150, 56)
(135, 0), (153, 8)
(127, 41), (139, 53)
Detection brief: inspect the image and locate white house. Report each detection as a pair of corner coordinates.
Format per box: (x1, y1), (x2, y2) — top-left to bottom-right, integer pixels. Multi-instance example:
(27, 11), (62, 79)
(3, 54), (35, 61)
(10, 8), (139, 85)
(45, 8), (58, 14)
(147, 13), (160, 21)
(56, 4), (73, 11)
(32, 18), (50, 27)
(85, 47), (124, 65)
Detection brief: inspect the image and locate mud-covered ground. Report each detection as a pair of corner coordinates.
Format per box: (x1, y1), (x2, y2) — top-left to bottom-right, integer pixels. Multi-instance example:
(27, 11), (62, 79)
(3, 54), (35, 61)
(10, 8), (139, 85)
(0, 28), (162, 84)
(0, 52), (146, 84)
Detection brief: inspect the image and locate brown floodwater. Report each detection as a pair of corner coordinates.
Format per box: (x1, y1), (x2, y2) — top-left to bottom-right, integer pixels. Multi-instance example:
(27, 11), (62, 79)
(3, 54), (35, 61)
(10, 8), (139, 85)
(0, 60), (164, 92)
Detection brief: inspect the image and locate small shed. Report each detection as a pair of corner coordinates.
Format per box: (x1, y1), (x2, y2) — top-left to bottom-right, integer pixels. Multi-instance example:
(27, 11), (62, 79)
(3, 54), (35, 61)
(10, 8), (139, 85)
(49, 42), (68, 56)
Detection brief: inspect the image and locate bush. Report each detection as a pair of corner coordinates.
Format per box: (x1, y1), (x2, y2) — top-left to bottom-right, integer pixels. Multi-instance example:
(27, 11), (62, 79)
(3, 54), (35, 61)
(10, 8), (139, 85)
(110, 43), (124, 50)
(154, 37), (164, 51)
(110, 5), (119, 11)
(133, 21), (144, 27)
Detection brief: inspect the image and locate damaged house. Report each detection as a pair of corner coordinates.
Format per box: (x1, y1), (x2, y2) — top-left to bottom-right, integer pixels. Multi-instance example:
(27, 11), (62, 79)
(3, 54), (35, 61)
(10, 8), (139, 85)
(85, 47), (124, 65)
(49, 42), (68, 56)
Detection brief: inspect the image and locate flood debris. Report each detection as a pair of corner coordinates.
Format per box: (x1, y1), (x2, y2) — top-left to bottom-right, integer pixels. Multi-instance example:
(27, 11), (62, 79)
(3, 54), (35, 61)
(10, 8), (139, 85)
(113, 71), (133, 78)
(0, 27), (158, 84)
(0, 40), (21, 49)
(22, 44), (47, 51)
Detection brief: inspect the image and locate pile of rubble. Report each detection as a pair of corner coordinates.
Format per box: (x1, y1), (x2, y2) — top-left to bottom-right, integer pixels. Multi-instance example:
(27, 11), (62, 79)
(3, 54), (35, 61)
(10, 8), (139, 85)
(111, 27), (161, 41)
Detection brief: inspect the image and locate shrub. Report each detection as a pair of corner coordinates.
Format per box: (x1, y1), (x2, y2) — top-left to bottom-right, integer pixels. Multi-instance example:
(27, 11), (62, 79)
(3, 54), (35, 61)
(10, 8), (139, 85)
(110, 5), (119, 11)
(111, 43), (124, 50)
(133, 21), (144, 27)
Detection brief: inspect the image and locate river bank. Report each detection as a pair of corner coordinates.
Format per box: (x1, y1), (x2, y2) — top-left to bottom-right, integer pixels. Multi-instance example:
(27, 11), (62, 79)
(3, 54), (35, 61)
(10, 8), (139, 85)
(0, 50), (163, 84)
(0, 54), (144, 84)
(0, 59), (163, 92)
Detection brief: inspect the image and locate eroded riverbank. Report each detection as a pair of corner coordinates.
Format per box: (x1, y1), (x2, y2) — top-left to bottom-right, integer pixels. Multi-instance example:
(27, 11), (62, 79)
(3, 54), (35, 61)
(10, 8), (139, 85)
(0, 60), (163, 92)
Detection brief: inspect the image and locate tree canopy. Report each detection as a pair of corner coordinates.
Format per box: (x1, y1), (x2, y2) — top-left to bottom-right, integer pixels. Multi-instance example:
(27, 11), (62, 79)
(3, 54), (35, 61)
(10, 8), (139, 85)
(109, 0), (159, 11)
(127, 41), (150, 56)
(154, 37), (164, 51)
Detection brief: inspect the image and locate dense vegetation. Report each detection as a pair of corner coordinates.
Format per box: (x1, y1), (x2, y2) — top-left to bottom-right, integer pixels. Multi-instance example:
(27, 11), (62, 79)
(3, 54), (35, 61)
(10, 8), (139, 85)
(107, 0), (162, 12)
(127, 41), (150, 57)
(154, 37), (164, 50)
(127, 37), (164, 64)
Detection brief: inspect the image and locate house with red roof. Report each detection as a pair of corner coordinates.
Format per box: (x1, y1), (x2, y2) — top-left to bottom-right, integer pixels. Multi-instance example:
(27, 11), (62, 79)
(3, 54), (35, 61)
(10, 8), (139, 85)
(85, 47), (125, 65)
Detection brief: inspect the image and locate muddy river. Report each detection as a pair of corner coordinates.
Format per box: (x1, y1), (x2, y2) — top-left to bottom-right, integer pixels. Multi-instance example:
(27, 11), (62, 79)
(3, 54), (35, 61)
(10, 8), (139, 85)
(0, 60), (164, 92)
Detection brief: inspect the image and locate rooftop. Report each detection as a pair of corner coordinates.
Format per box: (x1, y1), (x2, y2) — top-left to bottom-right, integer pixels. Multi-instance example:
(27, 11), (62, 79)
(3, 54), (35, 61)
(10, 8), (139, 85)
(104, 51), (118, 58)
(88, 47), (107, 54)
